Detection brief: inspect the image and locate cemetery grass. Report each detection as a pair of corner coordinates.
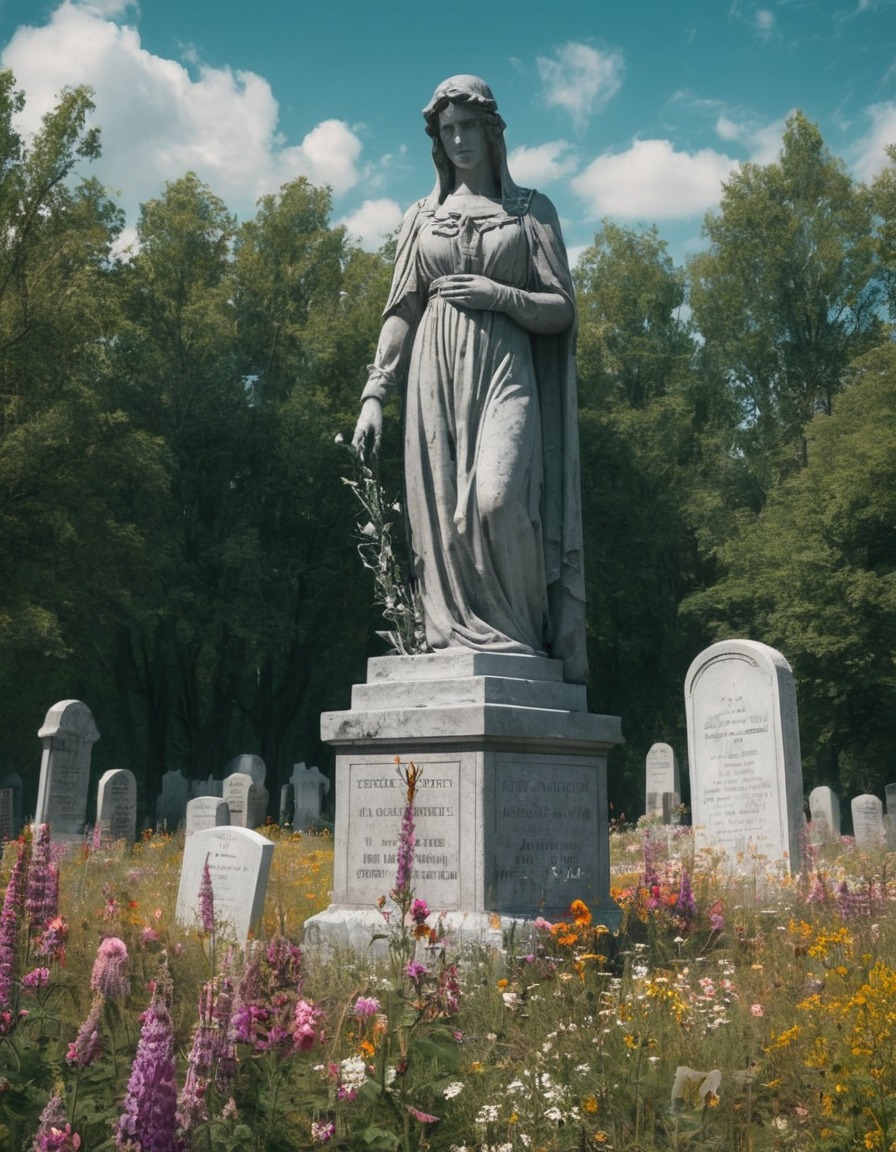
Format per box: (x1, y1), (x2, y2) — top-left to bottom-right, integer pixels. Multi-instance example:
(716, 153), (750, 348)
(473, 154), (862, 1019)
(4, 826), (896, 1150)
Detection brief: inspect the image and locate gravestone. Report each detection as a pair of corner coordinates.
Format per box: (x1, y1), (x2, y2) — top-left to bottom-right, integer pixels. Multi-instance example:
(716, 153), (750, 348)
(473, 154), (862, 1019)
(190, 775), (222, 799)
(0, 789), (13, 840)
(291, 763), (330, 826)
(0, 773), (22, 836)
(96, 768), (137, 843)
(645, 743), (680, 820)
(808, 785), (841, 845)
(155, 770), (189, 832)
(34, 700), (100, 839)
(305, 652), (623, 952)
(185, 796), (231, 837)
(223, 773), (267, 830)
(852, 794), (886, 852)
(886, 784), (896, 850)
(175, 825), (273, 941)
(685, 640), (804, 871)
(226, 754), (266, 786)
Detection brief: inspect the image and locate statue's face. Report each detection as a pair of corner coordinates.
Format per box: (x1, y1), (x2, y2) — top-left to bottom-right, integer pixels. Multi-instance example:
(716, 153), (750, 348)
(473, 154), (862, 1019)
(438, 102), (488, 172)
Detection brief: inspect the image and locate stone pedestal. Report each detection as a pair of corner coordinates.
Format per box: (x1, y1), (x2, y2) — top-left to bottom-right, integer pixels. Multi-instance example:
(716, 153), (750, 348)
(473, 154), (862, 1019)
(304, 652), (622, 952)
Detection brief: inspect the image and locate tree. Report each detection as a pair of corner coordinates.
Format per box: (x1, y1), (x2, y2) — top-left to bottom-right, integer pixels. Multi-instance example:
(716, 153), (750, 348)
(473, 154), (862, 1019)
(683, 343), (896, 794)
(689, 112), (883, 497)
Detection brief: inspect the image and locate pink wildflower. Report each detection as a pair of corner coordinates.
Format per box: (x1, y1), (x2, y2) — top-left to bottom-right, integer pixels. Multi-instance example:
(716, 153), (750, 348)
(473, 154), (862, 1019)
(311, 1120), (336, 1143)
(66, 996), (104, 1068)
(294, 998), (321, 1051)
(91, 937), (130, 1001)
(405, 961), (429, 985)
(410, 899), (430, 925)
(22, 967), (51, 991)
(353, 995), (381, 1018)
(178, 980), (216, 1132)
(0, 839), (29, 1016)
(198, 857), (215, 935)
(751, 1003), (765, 1017)
(26, 825), (57, 935)
(33, 1089), (81, 1151)
(406, 1105), (439, 1124)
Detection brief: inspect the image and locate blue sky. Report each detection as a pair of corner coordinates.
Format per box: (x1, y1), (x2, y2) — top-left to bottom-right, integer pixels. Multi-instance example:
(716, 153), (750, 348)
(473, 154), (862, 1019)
(1, 0), (894, 263)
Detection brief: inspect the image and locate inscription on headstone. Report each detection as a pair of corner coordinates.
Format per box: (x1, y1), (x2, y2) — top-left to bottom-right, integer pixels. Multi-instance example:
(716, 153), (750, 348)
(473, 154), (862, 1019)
(0, 773), (22, 837)
(175, 826), (273, 941)
(645, 743), (680, 820)
(685, 639), (804, 870)
(34, 700), (100, 838)
(223, 773), (267, 830)
(185, 796), (231, 837)
(0, 789), (13, 840)
(852, 794), (885, 852)
(96, 769), (137, 843)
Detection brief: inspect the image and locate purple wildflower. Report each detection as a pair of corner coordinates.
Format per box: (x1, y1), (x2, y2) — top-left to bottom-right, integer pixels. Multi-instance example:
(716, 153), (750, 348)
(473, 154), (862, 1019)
(116, 978), (184, 1152)
(66, 995), (104, 1068)
(410, 899), (430, 926)
(676, 868), (696, 925)
(0, 840), (29, 1016)
(311, 1120), (335, 1143)
(265, 935), (304, 991)
(390, 762), (419, 906)
(198, 857), (214, 935)
(212, 974), (238, 1093)
(27, 825), (57, 936)
(36, 915), (67, 963)
(294, 998), (320, 1051)
(22, 967), (51, 991)
(91, 937), (131, 1001)
(353, 995), (381, 1018)
(405, 961), (429, 985)
(178, 980), (216, 1132)
(33, 1089), (81, 1151)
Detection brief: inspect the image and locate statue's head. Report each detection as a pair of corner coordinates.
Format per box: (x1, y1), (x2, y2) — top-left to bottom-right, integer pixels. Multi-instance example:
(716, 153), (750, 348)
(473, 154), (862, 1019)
(422, 75), (511, 202)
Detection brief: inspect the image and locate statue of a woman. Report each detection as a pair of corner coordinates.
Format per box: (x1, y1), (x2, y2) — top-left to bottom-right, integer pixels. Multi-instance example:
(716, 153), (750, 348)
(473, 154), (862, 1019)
(353, 75), (586, 683)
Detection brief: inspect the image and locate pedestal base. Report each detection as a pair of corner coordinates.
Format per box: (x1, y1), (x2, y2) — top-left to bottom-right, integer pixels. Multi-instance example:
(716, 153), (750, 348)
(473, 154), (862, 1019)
(305, 652), (623, 952)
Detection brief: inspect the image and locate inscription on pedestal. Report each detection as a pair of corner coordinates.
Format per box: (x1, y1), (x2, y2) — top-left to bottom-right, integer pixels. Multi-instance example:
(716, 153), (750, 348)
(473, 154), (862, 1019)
(491, 756), (600, 912)
(346, 760), (461, 908)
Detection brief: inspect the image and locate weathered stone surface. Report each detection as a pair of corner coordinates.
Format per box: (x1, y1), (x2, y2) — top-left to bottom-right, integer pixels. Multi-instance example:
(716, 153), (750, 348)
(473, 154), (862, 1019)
(223, 773), (267, 829)
(185, 797), (230, 837)
(96, 769), (137, 843)
(685, 640), (804, 871)
(645, 743), (680, 820)
(176, 826), (273, 942)
(852, 794), (885, 852)
(35, 700), (100, 838)
(808, 785), (841, 845)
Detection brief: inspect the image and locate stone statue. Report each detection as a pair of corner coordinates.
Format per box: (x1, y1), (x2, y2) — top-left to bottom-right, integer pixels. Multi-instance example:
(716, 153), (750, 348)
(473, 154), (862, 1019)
(352, 75), (586, 683)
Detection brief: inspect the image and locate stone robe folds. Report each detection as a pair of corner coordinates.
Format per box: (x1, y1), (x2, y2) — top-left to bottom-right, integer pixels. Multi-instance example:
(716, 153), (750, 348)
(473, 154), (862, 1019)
(364, 188), (587, 684)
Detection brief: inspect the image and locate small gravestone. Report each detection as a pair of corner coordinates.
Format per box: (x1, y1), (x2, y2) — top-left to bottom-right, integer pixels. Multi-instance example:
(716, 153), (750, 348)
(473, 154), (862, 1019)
(223, 773), (267, 829)
(886, 785), (896, 850)
(96, 769), (137, 843)
(185, 796), (231, 837)
(226, 754), (266, 786)
(645, 743), (679, 820)
(852, 794), (886, 852)
(0, 773), (22, 836)
(685, 640), (804, 871)
(155, 769), (189, 832)
(190, 776), (222, 800)
(175, 825), (273, 941)
(291, 763), (330, 826)
(0, 789), (13, 840)
(808, 785), (841, 845)
(279, 783), (295, 826)
(34, 700), (100, 839)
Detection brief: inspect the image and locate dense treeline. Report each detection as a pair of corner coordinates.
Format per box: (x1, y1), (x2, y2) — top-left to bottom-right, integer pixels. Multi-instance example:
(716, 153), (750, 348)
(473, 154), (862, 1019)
(1, 76), (894, 819)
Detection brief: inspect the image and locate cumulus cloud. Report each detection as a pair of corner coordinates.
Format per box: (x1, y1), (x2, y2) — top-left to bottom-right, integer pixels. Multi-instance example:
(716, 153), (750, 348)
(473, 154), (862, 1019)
(337, 198), (403, 250)
(536, 42), (623, 127)
(571, 138), (738, 220)
(1, 1), (364, 222)
(852, 100), (896, 180)
(716, 112), (787, 164)
(507, 140), (577, 186)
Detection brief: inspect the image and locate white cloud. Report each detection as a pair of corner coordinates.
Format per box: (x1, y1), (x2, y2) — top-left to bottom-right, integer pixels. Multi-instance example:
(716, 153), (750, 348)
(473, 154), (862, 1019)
(337, 198), (403, 250)
(571, 138), (738, 220)
(755, 8), (775, 37)
(536, 42), (623, 127)
(1, 2), (364, 222)
(852, 100), (896, 180)
(716, 113), (787, 164)
(507, 140), (577, 186)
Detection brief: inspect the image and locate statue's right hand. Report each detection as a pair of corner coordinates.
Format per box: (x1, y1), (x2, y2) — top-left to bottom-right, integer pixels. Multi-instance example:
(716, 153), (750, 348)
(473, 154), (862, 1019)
(351, 397), (383, 463)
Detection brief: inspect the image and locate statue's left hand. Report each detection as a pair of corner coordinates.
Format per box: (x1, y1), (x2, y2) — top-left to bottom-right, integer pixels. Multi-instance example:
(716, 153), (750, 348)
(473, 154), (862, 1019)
(436, 274), (504, 311)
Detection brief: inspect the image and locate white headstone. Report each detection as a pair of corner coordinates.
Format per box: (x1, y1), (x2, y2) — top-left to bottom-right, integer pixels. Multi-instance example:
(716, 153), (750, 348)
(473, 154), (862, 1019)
(175, 826), (273, 941)
(645, 743), (680, 820)
(226, 754), (266, 786)
(852, 794), (885, 852)
(185, 796), (231, 837)
(34, 700), (100, 838)
(223, 773), (267, 829)
(292, 764), (330, 826)
(155, 770), (189, 831)
(685, 639), (804, 871)
(96, 769), (137, 843)
(808, 785), (841, 845)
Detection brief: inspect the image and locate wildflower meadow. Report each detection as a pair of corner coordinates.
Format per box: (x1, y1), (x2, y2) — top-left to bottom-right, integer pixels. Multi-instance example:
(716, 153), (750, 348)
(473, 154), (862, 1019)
(3, 773), (896, 1151)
